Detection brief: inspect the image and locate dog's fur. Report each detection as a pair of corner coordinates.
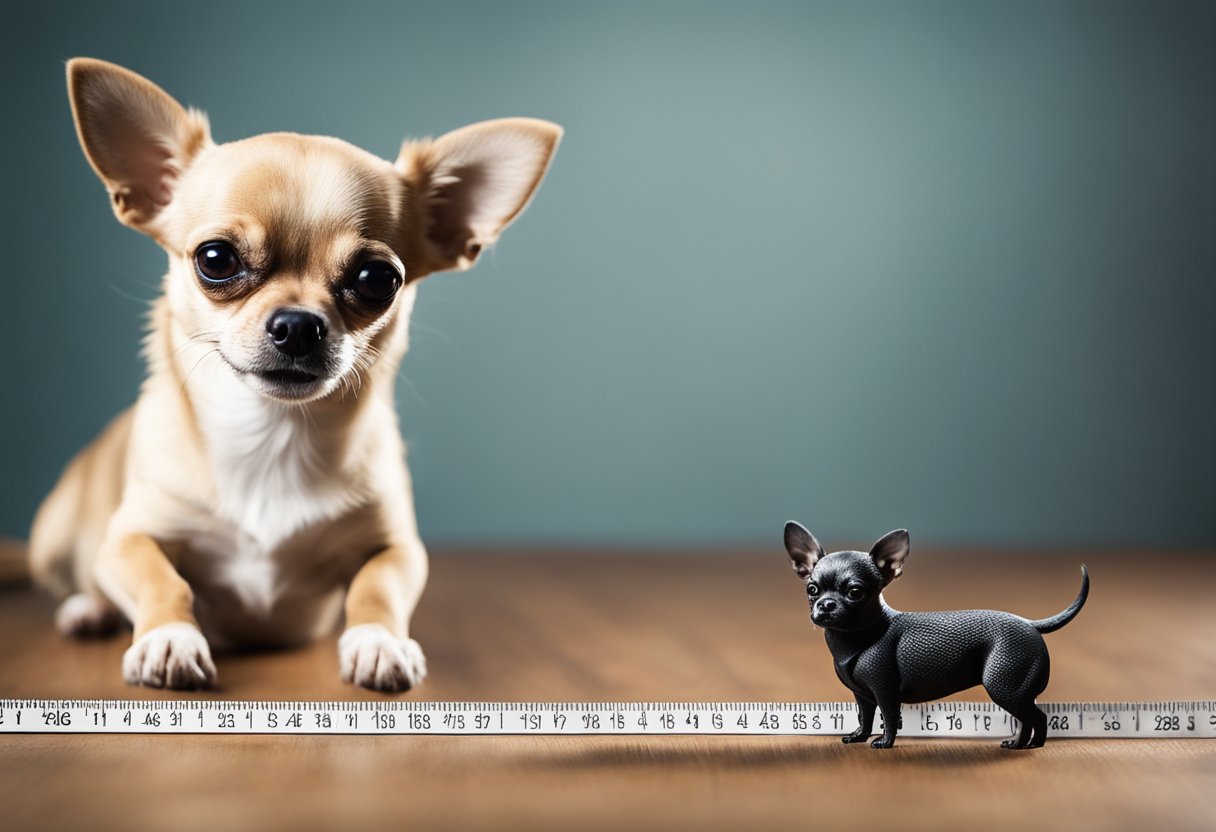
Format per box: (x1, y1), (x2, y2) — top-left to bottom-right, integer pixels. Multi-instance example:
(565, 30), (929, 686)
(784, 522), (1088, 748)
(28, 58), (561, 691)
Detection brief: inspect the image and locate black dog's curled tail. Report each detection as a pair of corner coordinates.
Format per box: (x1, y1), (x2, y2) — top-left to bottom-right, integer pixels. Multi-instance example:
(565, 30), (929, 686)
(1029, 565), (1089, 634)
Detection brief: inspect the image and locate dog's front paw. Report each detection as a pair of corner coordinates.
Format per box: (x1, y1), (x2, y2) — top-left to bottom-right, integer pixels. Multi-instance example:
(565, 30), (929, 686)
(339, 624), (427, 693)
(842, 730), (872, 744)
(123, 623), (216, 689)
(870, 736), (897, 749)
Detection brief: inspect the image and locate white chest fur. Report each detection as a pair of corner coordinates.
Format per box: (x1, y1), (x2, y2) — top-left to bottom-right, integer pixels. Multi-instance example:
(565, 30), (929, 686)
(204, 398), (364, 550)
(183, 370), (373, 618)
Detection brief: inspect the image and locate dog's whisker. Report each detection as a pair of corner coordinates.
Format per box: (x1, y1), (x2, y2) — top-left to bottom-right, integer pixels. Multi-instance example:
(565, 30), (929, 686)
(105, 282), (158, 307)
(171, 336), (221, 360)
(178, 347), (220, 395)
(407, 319), (457, 348)
(395, 373), (429, 411)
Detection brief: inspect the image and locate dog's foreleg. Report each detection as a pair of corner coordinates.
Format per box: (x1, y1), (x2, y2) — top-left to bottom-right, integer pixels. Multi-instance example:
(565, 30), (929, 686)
(340, 540), (429, 692)
(95, 532), (216, 689)
(843, 694), (877, 743)
(871, 691), (902, 748)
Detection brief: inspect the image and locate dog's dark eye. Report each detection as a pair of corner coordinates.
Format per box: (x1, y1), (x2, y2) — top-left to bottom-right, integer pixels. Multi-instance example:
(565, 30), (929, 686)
(353, 261), (402, 303)
(807, 584), (820, 596)
(846, 586), (865, 601)
(194, 241), (244, 283)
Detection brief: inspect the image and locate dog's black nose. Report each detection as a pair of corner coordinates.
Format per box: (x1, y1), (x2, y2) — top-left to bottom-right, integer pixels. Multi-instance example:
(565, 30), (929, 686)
(266, 310), (327, 357)
(818, 598), (838, 613)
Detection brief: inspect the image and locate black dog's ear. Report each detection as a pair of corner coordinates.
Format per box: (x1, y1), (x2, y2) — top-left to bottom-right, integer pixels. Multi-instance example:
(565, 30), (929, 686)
(784, 521), (826, 580)
(870, 529), (910, 585)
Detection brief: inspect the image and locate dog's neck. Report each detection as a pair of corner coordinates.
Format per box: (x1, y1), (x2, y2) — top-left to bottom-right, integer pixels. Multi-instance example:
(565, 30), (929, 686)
(824, 597), (899, 657)
(148, 296), (408, 548)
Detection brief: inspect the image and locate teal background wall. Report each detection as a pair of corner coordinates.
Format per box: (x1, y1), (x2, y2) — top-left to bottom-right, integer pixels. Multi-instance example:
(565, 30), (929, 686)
(1, 1), (1212, 548)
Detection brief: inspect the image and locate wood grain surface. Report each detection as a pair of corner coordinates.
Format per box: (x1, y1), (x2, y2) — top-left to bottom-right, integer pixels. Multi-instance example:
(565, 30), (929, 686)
(1, 549), (1213, 832)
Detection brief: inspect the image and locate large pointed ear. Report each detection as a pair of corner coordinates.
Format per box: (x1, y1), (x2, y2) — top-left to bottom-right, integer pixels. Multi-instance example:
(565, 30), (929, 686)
(397, 117), (562, 274)
(870, 529), (910, 585)
(784, 521), (826, 581)
(67, 58), (212, 234)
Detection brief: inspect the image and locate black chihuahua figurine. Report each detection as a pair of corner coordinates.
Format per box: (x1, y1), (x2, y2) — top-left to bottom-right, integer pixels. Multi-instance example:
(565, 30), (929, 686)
(783, 522), (1088, 749)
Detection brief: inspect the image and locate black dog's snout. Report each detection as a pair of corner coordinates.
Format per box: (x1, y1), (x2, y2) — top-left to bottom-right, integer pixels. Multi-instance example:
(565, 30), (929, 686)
(817, 598), (838, 614)
(266, 309), (327, 357)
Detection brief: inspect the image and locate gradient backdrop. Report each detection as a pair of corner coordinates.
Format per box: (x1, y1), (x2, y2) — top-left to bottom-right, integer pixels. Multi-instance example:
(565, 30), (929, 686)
(1, 0), (1212, 548)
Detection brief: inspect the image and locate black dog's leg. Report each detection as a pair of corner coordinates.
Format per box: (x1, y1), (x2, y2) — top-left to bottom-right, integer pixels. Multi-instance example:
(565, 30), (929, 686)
(996, 702), (1046, 749)
(985, 653), (1050, 749)
(986, 694), (1047, 749)
(871, 692), (901, 749)
(1023, 704), (1048, 749)
(843, 694), (876, 743)
(1011, 705), (1050, 749)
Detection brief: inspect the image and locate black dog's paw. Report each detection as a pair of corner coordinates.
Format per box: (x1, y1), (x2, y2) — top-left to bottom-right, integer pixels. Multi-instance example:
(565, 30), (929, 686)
(1000, 739), (1034, 750)
(842, 731), (871, 744)
(870, 737), (896, 749)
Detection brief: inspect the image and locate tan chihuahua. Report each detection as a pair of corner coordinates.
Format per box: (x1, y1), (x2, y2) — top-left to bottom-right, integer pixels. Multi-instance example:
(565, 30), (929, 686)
(28, 58), (561, 691)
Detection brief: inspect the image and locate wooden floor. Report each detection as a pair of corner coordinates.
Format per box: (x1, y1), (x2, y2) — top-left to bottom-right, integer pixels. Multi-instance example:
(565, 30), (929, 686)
(1, 549), (1213, 832)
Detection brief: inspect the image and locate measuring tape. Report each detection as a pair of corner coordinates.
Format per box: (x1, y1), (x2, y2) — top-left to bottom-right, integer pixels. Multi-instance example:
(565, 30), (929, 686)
(2, 699), (1213, 738)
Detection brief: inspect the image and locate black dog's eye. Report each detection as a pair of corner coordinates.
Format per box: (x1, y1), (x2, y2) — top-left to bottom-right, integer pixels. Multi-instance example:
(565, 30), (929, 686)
(846, 586), (865, 601)
(194, 241), (244, 283)
(353, 261), (402, 303)
(807, 584), (820, 596)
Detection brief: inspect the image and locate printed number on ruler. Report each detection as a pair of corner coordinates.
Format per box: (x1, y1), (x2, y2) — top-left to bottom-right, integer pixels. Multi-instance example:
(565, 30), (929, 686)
(2, 700), (1212, 738)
